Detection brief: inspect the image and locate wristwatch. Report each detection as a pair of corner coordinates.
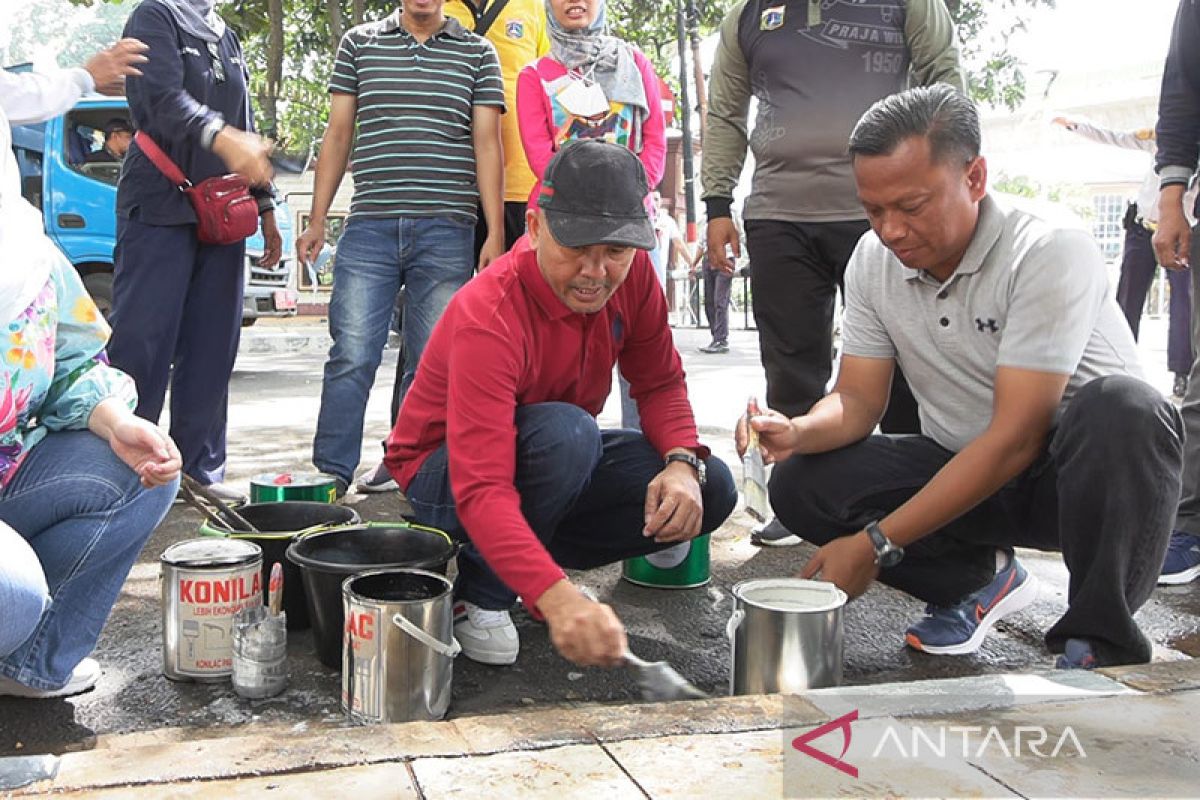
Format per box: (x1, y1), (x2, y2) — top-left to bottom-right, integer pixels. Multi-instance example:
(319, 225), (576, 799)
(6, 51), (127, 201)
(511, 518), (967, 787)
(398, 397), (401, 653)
(865, 520), (904, 567)
(665, 452), (706, 488)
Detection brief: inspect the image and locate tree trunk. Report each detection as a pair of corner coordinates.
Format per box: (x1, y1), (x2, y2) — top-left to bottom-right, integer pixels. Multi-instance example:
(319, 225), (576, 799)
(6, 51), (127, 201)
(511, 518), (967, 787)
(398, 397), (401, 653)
(327, 0), (344, 52)
(262, 0), (284, 139)
(352, 0), (366, 25)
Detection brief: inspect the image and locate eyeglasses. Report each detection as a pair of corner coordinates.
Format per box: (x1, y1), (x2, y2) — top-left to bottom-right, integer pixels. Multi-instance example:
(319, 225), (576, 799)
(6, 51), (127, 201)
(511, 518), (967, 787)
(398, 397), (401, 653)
(207, 42), (226, 84)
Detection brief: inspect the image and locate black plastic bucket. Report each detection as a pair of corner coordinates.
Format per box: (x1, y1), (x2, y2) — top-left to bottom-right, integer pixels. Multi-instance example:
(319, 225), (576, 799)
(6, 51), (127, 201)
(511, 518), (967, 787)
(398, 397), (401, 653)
(199, 502), (361, 630)
(286, 523), (457, 668)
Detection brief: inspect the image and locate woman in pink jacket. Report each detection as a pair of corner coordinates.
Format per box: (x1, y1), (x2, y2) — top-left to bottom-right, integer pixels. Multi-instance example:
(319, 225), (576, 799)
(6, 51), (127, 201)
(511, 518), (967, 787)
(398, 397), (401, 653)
(516, 0), (666, 209)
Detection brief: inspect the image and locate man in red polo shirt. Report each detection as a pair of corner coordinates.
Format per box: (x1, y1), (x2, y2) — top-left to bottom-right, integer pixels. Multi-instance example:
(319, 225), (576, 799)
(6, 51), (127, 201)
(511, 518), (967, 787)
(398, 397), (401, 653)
(385, 141), (737, 667)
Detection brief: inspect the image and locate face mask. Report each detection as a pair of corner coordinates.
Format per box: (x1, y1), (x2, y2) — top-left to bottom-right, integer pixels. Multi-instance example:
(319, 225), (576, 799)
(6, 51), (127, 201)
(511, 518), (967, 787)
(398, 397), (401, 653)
(555, 76), (610, 118)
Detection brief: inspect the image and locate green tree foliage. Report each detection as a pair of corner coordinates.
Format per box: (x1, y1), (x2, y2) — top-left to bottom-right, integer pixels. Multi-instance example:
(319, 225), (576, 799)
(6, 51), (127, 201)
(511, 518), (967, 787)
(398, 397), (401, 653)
(37, 0), (1055, 157)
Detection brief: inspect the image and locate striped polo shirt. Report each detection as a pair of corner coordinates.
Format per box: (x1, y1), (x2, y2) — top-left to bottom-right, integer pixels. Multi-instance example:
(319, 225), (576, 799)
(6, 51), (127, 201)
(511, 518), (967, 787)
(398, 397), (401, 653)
(329, 12), (505, 220)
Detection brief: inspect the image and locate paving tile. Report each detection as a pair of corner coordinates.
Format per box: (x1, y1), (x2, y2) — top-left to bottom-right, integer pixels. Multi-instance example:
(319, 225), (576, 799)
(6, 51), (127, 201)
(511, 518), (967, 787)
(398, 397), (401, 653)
(608, 722), (1013, 799)
(583, 694), (827, 743)
(1101, 657), (1200, 693)
(410, 744), (642, 798)
(922, 690), (1200, 797)
(806, 669), (1134, 721)
(44, 763), (418, 799)
(450, 706), (593, 754)
(18, 722), (468, 794)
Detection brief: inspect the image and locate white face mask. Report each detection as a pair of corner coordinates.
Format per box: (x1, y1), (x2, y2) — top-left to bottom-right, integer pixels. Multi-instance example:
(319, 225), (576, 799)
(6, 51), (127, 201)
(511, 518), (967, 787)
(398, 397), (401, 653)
(555, 75), (610, 118)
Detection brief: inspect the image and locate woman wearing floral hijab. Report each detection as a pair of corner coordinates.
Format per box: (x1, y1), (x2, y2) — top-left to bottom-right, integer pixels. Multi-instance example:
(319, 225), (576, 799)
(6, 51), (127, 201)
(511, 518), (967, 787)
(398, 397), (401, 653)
(516, 0), (666, 208)
(0, 56), (181, 699)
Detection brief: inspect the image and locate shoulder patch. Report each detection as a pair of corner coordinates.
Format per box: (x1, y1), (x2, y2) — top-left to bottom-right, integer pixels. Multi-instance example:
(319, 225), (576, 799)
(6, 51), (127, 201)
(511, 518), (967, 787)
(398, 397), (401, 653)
(761, 5), (785, 30)
(506, 20), (525, 39)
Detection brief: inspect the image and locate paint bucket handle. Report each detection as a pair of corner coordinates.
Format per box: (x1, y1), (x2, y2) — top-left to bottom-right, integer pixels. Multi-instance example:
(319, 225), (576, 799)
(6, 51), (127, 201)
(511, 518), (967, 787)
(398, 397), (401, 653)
(392, 613), (461, 658)
(725, 607), (744, 698)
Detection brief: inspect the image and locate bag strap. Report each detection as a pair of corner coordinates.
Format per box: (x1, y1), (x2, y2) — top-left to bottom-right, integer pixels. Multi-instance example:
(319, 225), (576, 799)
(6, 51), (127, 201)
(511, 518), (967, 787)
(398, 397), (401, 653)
(475, 0), (512, 36)
(134, 130), (190, 188)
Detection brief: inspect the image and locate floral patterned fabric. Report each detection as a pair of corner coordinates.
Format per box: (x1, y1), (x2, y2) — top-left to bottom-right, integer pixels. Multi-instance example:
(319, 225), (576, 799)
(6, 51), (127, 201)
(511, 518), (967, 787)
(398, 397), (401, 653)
(1, 257), (136, 487)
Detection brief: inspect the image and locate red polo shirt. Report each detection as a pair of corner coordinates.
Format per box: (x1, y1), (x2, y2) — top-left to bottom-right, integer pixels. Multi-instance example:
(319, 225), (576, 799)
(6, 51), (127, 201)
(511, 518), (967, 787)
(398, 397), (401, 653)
(385, 237), (706, 609)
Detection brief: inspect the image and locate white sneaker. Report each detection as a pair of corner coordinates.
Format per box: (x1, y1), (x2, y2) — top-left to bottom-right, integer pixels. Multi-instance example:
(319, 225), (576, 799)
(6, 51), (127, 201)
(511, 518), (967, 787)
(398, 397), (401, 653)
(0, 657), (100, 699)
(453, 601), (519, 665)
(355, 462), (398, 494)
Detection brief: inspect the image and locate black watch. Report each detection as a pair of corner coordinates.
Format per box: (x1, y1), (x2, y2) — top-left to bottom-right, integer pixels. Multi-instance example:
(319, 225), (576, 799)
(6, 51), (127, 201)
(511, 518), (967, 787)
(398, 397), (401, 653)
(865, 520), (904, 567)
(665, 452), (706, 487)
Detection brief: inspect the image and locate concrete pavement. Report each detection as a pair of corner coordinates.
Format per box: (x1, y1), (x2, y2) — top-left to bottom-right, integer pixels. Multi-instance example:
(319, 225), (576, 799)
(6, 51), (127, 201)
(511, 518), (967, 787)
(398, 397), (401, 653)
(9, 659), (1200, 797)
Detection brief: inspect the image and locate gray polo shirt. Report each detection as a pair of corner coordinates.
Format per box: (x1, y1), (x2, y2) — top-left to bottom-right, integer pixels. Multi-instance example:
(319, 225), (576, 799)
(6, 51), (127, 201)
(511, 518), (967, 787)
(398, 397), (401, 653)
(842, 194), (1144, 452)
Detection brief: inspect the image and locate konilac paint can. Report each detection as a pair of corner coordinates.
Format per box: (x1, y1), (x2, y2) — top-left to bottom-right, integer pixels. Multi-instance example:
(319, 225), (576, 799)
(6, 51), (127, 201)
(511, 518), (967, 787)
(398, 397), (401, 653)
(621, 535), (711, 589)
(161, 538), (263, 682)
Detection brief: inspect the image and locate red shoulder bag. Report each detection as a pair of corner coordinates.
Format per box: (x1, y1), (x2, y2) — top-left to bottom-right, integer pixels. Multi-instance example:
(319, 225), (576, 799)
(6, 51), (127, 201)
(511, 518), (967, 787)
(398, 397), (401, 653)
(135, 130), (259, 245)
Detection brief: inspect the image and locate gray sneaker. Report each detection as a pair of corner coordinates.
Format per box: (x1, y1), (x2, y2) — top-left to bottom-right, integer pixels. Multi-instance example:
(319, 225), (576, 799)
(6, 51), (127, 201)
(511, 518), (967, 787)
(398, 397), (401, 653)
(697, 340), (729, 354)
(204, 481), (249, 505)
(750, 518), (803, 547)
(356, 462), (398, 494)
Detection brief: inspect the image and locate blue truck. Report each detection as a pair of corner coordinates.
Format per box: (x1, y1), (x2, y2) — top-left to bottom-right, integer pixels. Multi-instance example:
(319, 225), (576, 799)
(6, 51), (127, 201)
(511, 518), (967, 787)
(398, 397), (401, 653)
(8, 86), (297, 325)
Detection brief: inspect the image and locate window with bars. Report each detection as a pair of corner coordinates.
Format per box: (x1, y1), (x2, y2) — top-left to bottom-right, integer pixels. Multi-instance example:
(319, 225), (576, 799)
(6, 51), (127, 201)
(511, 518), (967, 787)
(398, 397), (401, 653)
(1091, 193), (1127, 261)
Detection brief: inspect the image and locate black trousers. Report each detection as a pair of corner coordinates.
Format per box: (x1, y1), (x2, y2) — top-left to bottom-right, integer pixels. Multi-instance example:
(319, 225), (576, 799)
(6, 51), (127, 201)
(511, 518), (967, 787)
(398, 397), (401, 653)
(769, 375), (1182, 666)
(744, 218), (919, 432)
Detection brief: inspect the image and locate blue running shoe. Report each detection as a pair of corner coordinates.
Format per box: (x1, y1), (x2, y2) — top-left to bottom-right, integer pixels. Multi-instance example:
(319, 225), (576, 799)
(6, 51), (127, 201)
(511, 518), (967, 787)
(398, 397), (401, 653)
(905, 555), (1038, 655)
(1159, 531), (1200, 586)
(1055, 638), (1098, 670)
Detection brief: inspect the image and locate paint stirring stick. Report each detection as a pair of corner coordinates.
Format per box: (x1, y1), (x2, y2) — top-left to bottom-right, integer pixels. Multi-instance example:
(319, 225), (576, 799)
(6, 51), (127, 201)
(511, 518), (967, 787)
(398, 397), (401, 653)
(268, 562), (283, 616)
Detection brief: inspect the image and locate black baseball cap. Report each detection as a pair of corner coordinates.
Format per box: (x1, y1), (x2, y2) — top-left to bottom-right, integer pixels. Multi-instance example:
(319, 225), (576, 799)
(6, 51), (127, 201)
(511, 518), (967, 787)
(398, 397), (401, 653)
(103, 118), (133, 136)
(537, 140), (657, 250)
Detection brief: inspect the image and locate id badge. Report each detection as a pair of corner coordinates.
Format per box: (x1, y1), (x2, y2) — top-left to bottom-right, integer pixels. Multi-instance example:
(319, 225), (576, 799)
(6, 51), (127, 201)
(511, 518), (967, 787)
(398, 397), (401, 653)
(556, 77), (610, 118)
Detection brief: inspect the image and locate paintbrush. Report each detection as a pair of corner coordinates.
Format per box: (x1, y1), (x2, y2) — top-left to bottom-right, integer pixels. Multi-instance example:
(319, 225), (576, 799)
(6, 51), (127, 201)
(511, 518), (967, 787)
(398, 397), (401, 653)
(181, 474), (259, 533)
(268, 562), (283, 616)
(743, 397), (770, 522)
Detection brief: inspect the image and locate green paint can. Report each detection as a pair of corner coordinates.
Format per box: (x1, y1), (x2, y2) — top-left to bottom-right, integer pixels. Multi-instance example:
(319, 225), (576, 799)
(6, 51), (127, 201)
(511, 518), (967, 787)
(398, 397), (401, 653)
(621, 536), (711, 589)
(249, 472), (340, 504)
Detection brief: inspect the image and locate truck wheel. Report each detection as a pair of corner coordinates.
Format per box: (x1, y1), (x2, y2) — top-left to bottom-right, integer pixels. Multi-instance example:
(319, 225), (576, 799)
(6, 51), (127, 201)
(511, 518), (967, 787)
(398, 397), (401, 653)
(82, 271), (114, 319)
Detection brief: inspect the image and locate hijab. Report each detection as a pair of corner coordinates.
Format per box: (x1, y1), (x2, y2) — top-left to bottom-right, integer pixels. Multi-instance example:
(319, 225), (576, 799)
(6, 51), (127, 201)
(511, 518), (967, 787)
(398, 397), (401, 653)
(156, 0), (227, 43)
(0, 106), (57, 326)
(545, 1), (650, 126)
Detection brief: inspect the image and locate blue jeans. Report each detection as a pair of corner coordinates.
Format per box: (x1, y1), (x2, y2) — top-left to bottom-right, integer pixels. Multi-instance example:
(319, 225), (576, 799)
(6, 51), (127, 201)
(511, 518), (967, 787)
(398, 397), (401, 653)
(404, 402), (738, 609)
(313, 215), (474, 484)
(0, 430), (178, 689)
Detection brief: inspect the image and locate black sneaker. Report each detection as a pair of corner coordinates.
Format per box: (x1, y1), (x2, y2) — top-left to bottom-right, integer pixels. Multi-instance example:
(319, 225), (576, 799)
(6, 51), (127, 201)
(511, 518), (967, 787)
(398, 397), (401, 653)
(697, 340), (729, 354)
(355, 462), (398, 493)
(750, 518), (803, 547)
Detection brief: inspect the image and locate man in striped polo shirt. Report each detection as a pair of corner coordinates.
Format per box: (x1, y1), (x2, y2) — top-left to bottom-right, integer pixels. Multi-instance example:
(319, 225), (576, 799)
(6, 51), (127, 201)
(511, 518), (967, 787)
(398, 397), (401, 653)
(297, 0), (505, 495)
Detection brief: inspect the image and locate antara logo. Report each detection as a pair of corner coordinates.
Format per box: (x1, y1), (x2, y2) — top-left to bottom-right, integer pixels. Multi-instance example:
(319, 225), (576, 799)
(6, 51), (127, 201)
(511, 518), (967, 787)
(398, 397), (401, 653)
(791, 709), (1087, 778)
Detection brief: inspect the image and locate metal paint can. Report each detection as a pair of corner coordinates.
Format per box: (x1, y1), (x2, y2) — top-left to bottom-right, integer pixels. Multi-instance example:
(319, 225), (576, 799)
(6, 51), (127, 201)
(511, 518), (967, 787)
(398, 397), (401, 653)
(249, 472), (340, 504)
(621, 536), (711, 589)
(726, 578), (846, 695)
(161, 538), (264, 682)
(342, 568), (460, 724)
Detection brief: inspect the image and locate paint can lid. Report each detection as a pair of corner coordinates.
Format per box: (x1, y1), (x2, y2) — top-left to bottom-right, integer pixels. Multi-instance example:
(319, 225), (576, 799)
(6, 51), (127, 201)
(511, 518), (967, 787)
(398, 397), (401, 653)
(162, 537), (262, 568)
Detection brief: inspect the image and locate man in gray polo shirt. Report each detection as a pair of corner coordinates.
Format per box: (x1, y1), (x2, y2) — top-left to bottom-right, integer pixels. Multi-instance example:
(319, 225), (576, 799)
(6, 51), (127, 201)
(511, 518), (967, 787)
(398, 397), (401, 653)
(740, 85), (1183, 669)
(296, 0), (505, 494)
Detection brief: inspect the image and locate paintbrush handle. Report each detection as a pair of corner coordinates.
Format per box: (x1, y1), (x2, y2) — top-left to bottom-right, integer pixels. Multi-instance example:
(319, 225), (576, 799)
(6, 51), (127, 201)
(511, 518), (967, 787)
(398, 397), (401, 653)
(268, 562), (283, 616)
(181, 475), (258, 533)
(177, 482), (236, 530)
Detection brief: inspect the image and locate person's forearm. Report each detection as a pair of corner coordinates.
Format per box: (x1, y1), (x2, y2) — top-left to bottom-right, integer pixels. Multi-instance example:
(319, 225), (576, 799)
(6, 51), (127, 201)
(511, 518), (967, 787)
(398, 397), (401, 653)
(87, 397), (131, 442)
(0, 68), (92, 125)
(876, 429), (1046, 548)
(475, 123), (504, 240)
(308, 128), (351, 222)
(790, 391), (883, 455)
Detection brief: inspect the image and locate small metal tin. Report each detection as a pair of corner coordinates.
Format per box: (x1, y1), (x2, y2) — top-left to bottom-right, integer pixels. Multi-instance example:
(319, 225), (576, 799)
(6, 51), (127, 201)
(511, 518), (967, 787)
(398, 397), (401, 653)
(161, 538), (263, 682)
(621, 536), (711, 589)
(249, 472), (339, 504)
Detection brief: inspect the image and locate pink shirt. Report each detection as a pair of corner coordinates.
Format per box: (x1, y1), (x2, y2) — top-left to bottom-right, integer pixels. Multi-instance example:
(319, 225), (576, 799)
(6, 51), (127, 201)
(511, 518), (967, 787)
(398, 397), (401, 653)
(516, 48), (667, 208)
